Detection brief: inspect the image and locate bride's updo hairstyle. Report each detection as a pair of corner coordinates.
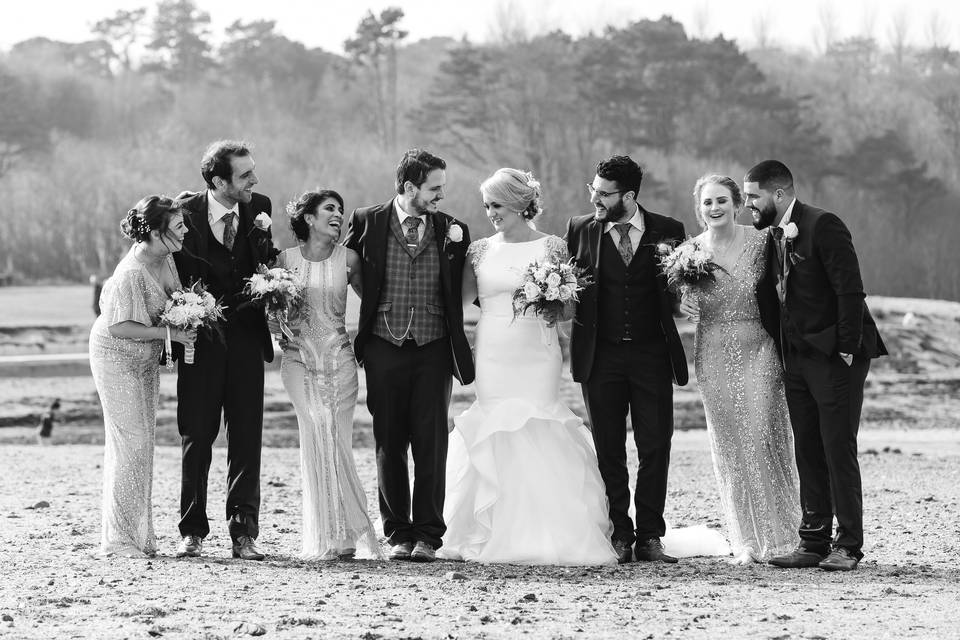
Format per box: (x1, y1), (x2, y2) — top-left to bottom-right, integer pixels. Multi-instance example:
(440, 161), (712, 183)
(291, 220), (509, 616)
(120, 195), (181, 242)
(480, 168), (542, 221)
(692, 174), (742, 228)
(286, 189), (345, 241)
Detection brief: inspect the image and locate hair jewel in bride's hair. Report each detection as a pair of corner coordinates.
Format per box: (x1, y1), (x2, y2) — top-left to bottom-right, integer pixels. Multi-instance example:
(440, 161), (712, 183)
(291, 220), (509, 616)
(524, 172), (541, 192)
(284, 200), (298, 218)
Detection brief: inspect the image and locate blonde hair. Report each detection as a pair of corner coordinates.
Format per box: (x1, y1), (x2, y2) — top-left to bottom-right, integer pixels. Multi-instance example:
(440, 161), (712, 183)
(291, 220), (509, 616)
(480, 168), (542, 220)
(692, 174), (742, 228)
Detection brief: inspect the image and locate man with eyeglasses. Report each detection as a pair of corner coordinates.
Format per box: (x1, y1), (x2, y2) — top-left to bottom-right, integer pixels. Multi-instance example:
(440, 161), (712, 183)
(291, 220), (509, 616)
(566, 155), (688, 564)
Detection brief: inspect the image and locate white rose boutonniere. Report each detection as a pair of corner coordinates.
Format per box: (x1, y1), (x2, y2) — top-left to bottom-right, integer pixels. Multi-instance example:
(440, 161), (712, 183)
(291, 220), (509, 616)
(447, 223), (464, 243)
(783, 222), (798, 240)
(253, 212), (272, 231)
(782, 222), (805, 267)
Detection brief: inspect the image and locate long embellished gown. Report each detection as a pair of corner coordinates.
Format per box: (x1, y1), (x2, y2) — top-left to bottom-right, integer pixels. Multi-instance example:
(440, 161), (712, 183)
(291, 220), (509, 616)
(692, 226), (800, 560)
(89, 247), (177, 557)
(440, 234), (617, 565)
(278, 246), (381, 560)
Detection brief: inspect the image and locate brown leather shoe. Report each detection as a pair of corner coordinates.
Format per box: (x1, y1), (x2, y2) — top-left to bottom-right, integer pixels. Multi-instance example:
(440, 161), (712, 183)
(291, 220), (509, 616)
(176, 535), (202, 558)
(634, 538), (678, 563)
(232, 536), (265, 561)
(388, 541), (414, 560)
(612, 539), (633, 564)
(410, 541), (437, 563)
(768, 546), (826, 568)
(819, 548), (859, 571)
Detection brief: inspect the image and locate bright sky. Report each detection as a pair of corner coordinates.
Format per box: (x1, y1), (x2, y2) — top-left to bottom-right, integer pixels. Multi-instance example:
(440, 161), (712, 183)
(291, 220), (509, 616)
(2, 0), (959, 53)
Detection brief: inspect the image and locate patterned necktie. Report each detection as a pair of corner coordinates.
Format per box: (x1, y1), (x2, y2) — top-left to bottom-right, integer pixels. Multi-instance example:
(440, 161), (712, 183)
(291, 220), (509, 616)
(403, 216), (422, 249)
(615, 223), (634, 265)
(222, 211), (237, 251)
(770, 226), (785, 271)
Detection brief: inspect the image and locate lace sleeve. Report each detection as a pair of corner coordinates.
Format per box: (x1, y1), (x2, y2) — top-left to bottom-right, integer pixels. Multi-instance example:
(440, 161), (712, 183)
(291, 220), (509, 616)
(103, 268), (153, 327)
(467, 237), (490, 270)
(544, 235), (569, 262)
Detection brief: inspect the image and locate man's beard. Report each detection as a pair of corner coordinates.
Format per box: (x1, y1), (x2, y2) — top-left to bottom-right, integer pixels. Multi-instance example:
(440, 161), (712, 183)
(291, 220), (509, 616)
(411, 192), (438, 216)
(750, 201), (778, 229)
(594, 198), (628, 223)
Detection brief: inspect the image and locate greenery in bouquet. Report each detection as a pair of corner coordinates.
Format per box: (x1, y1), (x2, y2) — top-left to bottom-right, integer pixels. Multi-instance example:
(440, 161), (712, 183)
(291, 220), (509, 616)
(512, 251), (591, 326)
(243, 265), (304, 337)
(656, 238), (723, 292)
(159, 281), (226, 367)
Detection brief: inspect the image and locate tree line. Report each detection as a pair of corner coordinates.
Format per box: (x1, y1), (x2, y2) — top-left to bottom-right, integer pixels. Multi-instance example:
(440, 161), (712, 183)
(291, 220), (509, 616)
(1, 0), (958, 300)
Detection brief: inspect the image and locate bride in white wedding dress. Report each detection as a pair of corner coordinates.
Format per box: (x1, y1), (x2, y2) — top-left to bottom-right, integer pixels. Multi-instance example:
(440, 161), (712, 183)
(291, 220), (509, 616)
(439, 169), (617, 565)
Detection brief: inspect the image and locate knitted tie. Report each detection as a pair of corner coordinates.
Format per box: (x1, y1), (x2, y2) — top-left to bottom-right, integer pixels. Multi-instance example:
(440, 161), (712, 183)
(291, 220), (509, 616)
(615, 223), (634, 265)
(222, 211), (237, 251)
(403, 216), (422, 249)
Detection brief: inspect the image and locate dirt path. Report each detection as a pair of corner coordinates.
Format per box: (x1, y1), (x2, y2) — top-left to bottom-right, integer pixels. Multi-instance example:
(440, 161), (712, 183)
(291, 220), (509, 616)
(1, 431), (957, 639)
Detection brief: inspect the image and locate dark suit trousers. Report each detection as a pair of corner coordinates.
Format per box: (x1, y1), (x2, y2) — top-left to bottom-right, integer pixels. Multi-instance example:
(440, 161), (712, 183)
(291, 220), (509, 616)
(582, 340), (674, 544)
(784, 348), (870, 557)
(177, 320), (265, 541)
(364, 336), (452, 548)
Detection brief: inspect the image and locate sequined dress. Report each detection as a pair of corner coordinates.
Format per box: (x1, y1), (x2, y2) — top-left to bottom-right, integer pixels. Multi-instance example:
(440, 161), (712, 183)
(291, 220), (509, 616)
(440, 234), (617, 565)
(89, 247), (177, 557)
(278, 246), (381, 559)
(692, 226), (800, 560)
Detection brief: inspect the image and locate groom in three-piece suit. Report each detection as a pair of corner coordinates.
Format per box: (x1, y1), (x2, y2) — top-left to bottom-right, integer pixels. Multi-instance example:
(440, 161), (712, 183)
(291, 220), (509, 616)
(745, 160), (886, 572)
(344, 148), (474, 562)
(172, 140), (277, 561)
(566, 155), (688, 564)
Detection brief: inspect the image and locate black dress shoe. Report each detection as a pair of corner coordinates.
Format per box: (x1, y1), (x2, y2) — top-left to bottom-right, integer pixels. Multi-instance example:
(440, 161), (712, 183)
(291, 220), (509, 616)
(634, 538), (678, 564)
(232, 536), (265, 561)
(388, 541), (414, 560)
(612, 539), (633, 564)
(768, 546), (826, 568)
(819, 548), (859, 571)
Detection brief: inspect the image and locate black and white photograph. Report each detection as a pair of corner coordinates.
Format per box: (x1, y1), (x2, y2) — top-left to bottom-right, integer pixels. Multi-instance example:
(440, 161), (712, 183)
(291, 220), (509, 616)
(1, 0), (959, 637)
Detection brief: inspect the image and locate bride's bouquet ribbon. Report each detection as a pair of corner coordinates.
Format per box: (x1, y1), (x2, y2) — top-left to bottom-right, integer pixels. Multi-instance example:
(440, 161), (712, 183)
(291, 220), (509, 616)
(243, 265), (304, 342)
(159, 281), (226, 369)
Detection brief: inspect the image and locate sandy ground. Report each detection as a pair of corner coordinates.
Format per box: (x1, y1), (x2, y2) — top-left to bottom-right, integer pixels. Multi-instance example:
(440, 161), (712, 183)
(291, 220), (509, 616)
(1, 430), (958, 640)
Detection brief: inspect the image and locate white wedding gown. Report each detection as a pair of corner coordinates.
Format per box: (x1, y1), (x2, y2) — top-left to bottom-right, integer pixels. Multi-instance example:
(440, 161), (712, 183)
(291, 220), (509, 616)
(440, 234), (618, 565)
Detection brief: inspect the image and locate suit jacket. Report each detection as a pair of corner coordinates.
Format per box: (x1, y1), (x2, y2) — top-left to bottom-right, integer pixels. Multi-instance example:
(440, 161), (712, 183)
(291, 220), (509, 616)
(565, 207), (688, 386)
(173, 190), (276, 363)
(765, 201), (886, 359)
(343, 199), (475, 385)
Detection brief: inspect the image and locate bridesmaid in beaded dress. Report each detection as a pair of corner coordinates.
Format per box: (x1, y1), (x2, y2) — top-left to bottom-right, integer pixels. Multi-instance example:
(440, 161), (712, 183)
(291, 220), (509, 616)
(90, 196), (196, 557)
(277, 190), (381, 560)
(680, 175), (800, 564)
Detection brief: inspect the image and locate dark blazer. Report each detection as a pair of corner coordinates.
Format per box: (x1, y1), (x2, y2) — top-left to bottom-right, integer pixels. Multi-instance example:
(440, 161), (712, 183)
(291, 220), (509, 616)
(767, 201), (886, 359)
(173, 190), (276, 363)
(566, 207), (688, 386)
(343, 199), (475, 385)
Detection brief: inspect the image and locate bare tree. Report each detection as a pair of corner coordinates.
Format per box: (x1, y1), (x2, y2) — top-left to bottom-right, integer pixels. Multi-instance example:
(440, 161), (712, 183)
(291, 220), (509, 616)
(91, 7), (147, 72)
(487, 0), (530, 45)
(813, 2), (840, 54)
(752, 9), (774, 50)
(690, 2), (711, 40)
(887, 6), (910, 67)
(924, 10), (947, 49)
(859, 1), (878, 40)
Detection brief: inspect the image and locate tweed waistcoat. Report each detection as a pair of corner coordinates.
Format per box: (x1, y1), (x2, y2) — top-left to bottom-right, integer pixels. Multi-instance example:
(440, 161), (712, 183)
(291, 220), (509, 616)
(597, 233), (662, 344)
(372, 213), (447, 346)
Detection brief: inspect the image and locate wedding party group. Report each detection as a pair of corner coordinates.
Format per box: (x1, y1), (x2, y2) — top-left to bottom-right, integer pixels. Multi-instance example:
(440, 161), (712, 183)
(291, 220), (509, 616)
(89, 139), (885, 573)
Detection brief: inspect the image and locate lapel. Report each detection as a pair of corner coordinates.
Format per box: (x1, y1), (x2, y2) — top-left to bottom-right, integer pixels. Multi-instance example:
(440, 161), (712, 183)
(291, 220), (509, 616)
(237, 199), (260, 263)
(638, 207), (664, 247)
(587, 218), (603, 273)
(188, 193), (212, 283)
(430, 212), (452, 296)
(782, 202), (804, 293)
(370, 200), (393, 289)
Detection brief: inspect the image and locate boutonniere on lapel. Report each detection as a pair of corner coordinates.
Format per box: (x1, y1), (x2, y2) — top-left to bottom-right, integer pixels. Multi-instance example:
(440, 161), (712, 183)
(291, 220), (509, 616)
(782, 222), (805, 266)
(443, 221), (464, 257)
(247, 212), (272, 236)
(248, 211), (279, 265)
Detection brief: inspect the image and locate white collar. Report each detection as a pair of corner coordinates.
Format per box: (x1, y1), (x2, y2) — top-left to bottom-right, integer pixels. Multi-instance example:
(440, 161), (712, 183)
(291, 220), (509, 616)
(778, 198), (797, 229)
(604, 203), (643, 234)
(207, 190), (238, 221)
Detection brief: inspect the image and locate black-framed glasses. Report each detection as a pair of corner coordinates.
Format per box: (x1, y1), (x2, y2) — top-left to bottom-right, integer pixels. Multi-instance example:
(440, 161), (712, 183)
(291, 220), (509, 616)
(586, 184), (624, 199)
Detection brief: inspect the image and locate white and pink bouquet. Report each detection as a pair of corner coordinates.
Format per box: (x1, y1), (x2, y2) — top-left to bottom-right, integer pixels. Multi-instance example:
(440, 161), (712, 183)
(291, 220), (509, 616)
(243, 265), (303, 339)
(512, 253), (591, 326)
(656, 239), (723, 291)
(160, 281), (226, 368)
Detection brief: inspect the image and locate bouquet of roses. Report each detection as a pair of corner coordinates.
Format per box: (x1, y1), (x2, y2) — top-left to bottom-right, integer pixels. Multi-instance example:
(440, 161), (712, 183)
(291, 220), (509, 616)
(243, 265), (304, 340)
(159, 281), (226, 369)
(512, 252), (591, 326)
(656, 238), (723, 292)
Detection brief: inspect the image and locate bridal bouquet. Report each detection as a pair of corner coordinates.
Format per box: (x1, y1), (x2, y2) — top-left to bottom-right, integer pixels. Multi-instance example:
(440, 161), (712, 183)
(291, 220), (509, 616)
(159, 281), (226, 369)
(512, 253), (591, 326)
(243, 265), (304, 340)
(656, 239), (723, 291)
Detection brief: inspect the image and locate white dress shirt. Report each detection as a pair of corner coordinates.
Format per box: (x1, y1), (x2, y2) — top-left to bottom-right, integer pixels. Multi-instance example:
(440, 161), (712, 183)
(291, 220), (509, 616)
(394, 198), (427, 243)
(207, 190), (239, 246)
(605, 203), (645, 253)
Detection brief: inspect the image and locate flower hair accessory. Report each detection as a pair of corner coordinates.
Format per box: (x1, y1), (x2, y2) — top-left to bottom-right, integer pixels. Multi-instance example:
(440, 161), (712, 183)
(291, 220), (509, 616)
(284, 200), (298, 218)
(524, 172), (541, 192)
